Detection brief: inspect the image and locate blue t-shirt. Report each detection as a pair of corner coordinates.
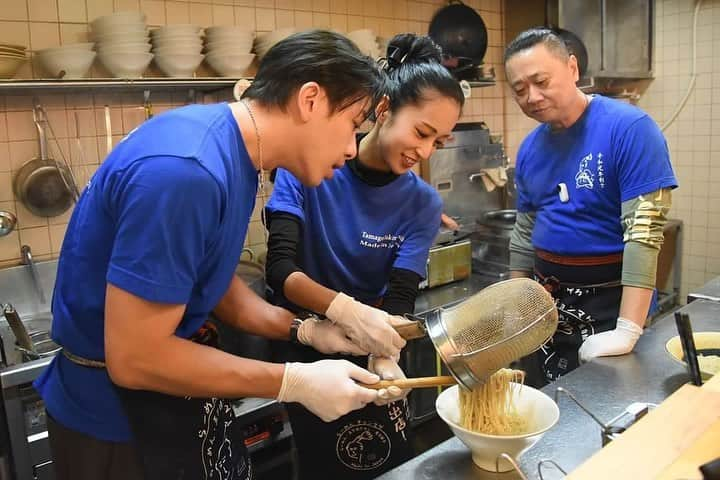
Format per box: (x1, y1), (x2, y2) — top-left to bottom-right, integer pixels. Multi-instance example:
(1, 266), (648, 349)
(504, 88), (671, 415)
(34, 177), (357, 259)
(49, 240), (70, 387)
(266, 165), (442, 303)
(34, 103), (258, 442)
(515, 95), (677, 256)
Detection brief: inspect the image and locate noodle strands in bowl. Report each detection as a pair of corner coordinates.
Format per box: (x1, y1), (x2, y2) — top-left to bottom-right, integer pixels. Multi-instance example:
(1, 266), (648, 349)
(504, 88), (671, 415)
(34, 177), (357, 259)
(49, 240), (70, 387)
(436, 369), (559, 472)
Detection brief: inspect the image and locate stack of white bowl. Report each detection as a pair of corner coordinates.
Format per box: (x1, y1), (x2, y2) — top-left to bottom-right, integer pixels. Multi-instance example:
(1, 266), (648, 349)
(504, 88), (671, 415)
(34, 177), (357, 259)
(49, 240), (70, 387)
(253, 28), (296, 60)
(150, 24), (204, 77)
(91, 12), (153, 78)
(36, 42), (95, 78)
(203, 26), (255, 77)
(0, 43), (27, 79)
(347, 29), (381, 58)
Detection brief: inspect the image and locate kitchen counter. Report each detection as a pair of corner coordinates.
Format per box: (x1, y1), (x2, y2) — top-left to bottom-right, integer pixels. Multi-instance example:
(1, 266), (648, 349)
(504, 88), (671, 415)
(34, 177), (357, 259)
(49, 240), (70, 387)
(688, 275), (720, 303)
(378, 299), (720, 480)
(414, 273), (502, 315)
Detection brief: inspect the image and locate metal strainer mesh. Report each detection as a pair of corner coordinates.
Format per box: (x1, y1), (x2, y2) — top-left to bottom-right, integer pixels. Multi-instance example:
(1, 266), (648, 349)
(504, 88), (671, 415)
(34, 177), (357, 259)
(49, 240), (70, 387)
(440, 278), (558, 385)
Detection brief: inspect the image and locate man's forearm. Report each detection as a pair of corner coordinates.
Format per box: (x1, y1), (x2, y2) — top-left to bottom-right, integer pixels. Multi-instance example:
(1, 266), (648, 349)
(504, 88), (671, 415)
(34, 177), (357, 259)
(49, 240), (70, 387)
(106, 282), (286, 399)
(112, 336), (287, 399)
(213, 275), (295, 340)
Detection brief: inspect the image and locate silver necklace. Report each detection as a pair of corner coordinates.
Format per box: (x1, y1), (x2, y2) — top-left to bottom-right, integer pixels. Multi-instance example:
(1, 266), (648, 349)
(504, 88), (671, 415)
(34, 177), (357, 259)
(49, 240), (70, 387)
(240, 100), (268, 242)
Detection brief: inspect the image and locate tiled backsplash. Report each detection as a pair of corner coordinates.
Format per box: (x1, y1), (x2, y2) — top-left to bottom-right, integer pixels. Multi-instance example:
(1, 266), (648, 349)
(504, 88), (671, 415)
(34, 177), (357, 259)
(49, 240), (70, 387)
(0, 0), (506, 268)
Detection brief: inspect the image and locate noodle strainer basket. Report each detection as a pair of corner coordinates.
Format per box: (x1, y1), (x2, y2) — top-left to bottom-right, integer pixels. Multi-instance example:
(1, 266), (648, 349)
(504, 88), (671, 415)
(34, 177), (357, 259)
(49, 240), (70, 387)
(425, 277), (558, 390)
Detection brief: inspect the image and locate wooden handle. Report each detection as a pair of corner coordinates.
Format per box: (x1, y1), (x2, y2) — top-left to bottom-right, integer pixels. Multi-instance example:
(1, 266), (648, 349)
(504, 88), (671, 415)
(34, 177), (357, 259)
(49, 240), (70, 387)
(392, 321), (426, 341)
(364, 376), (456, 390)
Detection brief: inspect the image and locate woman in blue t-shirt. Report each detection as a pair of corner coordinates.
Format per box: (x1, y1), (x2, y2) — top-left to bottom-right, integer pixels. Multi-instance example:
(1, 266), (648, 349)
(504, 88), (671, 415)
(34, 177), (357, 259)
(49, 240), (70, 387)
(265, 34), (464, 479)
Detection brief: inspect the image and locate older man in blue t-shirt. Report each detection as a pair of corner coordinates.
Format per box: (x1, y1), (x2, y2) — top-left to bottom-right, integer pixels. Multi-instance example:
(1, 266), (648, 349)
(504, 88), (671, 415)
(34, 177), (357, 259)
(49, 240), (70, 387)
(504, 27), (677, 385)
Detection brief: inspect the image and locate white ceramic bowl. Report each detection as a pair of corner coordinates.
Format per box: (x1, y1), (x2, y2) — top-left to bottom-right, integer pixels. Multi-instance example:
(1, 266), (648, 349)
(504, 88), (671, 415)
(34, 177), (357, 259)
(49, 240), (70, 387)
(0, 43), (27, 53)
(0, 55), (26, 78)
(204, 26), (254, 36)
(97, 46), (154, 57)
(205, 52), (255, 77)
(204, 39), (253, 52)
(97, 42), (152, 53)
(152, 44), (203, 56)
(666, 331), (720, 381)
(154, 53), (204, 77)
(38, 43), (94, 54)
(205, 46), (254, 57)
(90, 12), (146, 32)
(94, 32), (149, 45)
(36, 49), (96, 78)
(98, 51), (153, 78)
(151, 33), (202, 44)
(151, 37), (203, 50)
(205, 33), (255, 46)
(436, 384), (559, 472)
(151, 24), (202, 37)
(92, 22), (146, 34)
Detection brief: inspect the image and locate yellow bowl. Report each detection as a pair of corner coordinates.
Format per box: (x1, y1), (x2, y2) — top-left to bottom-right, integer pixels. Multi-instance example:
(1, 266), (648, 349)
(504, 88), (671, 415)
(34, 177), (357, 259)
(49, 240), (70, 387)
(665, 331), (720, 381)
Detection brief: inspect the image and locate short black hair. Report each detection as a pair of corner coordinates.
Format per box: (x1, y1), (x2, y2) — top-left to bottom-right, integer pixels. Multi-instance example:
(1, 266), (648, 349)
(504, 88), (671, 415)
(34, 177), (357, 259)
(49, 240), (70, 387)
(243, 29), (386, 116)
(382, 33), (465, 113)
(503, 27), (569, 64)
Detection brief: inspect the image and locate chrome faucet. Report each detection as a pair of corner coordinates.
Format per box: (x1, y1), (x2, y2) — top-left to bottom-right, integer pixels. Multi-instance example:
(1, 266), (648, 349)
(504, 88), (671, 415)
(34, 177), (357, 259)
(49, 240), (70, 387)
(20, 245), (46, 304)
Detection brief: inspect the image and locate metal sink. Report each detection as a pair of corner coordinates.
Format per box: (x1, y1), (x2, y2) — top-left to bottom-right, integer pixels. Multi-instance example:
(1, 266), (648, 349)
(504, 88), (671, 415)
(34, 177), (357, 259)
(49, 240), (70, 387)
(1, 313), (55, 367)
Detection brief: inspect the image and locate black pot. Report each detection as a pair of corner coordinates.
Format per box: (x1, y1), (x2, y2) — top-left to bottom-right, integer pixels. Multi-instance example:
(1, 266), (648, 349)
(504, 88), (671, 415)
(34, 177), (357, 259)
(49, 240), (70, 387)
(429, 1), (488, 79)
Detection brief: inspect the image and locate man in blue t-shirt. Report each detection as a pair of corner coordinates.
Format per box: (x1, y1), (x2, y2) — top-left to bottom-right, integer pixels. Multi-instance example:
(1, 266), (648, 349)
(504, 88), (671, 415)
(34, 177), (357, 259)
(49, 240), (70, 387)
(33, 30), (406, 480)
(504, 28), (677, 385)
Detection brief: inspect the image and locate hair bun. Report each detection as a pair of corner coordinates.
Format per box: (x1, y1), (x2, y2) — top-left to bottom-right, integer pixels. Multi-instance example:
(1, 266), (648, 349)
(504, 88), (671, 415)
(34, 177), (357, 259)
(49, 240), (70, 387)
(385, 33), (442, 71)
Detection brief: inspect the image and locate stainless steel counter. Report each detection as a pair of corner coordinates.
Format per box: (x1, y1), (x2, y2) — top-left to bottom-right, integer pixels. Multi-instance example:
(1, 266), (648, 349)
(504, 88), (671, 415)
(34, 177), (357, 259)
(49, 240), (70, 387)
(688, 275), (720, 303)
(378, 299), (720, 480)
(415, 273), (502, 315)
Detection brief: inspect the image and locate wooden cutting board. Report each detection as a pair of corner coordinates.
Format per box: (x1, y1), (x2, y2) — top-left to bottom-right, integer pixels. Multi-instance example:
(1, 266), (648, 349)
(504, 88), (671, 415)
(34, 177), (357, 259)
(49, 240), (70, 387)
(566, 382), (720, 480)
(657, 418), (720, 480)
(702, 372), (720, 392)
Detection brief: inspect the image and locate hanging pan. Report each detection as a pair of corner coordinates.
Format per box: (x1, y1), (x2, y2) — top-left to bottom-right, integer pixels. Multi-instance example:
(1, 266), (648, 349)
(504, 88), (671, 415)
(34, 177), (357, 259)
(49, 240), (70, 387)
(13, 104), (78, 217)
(428, 0), (488, 80)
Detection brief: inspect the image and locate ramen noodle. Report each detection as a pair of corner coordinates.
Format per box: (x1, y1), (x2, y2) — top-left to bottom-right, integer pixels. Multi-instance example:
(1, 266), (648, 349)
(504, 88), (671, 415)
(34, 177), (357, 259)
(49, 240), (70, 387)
(698, 354), (720, 375)
(459, 368), (527, 435)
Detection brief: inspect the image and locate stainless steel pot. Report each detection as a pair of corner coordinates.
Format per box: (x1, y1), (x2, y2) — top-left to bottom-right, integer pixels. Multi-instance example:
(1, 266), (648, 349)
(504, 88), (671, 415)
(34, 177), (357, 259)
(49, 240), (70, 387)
(477, 209), (516, 233)
(472, 209), (517, 278)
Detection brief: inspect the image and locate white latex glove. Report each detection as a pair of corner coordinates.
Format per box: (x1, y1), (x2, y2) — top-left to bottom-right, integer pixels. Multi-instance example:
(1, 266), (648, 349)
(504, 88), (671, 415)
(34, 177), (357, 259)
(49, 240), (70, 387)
(277, 360), (379, 422)
(297, 318), (368, 356)
(578, 317), (643, 363)
(367, 355), (410, 406)
(325, 292), (406, 358)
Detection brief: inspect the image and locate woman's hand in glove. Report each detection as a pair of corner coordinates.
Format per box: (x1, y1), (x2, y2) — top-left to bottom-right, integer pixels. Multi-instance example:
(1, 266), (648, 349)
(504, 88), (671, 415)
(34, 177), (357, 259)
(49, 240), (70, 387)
(325, 292), (406, 358)
(297, 318), (368, 356)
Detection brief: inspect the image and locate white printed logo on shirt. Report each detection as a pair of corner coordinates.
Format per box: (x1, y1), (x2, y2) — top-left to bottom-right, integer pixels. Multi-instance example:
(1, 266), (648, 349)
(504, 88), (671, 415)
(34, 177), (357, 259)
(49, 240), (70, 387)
(360, 231), (404, 250)
(575, 152), (606, 190)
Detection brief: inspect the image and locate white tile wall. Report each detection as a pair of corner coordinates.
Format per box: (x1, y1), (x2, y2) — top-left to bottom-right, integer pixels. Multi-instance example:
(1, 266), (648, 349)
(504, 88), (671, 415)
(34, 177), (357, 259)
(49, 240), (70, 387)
(0, 0), (507, 266)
